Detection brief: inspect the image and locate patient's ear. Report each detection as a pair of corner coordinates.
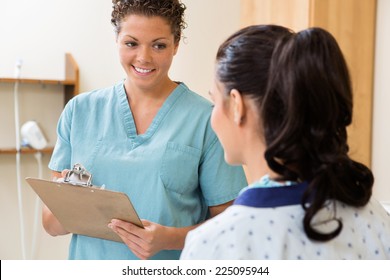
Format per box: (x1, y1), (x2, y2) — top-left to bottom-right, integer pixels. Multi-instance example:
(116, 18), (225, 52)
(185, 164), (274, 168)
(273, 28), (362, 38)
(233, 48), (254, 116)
(230, 89), (245, 125)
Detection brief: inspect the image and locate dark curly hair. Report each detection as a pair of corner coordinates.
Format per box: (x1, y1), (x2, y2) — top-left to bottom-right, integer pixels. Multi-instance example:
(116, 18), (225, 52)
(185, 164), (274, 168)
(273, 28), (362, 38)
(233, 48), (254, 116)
(216, 25), (374, 242)
(111, 0), (187, 43)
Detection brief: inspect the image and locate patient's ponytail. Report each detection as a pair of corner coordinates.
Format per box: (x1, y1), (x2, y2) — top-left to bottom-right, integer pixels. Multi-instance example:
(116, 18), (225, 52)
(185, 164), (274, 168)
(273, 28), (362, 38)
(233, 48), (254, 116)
(263, 28), (374, 241)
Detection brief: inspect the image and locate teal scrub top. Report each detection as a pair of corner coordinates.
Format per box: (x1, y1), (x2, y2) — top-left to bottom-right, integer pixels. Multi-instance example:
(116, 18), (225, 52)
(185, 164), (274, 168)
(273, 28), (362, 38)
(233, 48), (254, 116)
(48, 81), (247, 259)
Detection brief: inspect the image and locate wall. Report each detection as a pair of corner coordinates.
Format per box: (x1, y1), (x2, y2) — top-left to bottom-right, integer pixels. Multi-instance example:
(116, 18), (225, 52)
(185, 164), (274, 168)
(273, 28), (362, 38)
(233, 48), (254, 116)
(372, 0), (390, 203)
(0, 0), (240, 259)
(240, 0), (310, 30)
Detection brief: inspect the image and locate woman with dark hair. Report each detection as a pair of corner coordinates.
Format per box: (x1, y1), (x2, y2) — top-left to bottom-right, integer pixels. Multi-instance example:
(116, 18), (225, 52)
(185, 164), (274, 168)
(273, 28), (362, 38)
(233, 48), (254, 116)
(181, 25), (390, 259)
(43, 0), (247, 260)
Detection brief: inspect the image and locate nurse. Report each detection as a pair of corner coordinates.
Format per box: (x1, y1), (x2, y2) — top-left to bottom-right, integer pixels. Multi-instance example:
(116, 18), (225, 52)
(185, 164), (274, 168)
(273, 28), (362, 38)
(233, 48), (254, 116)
(42, 0), (247, 260)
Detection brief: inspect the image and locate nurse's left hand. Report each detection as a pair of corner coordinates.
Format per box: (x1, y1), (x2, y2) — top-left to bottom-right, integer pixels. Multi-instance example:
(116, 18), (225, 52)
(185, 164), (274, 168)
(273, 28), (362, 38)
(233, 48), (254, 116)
(108, 219), (174, 260)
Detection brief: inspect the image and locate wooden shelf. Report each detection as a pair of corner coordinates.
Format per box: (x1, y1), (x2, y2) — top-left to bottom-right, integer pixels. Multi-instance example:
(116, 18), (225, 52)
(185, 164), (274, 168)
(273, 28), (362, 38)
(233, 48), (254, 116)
(0, 77), (75, 85)
(0, 53), (79, 104)
(0, 147), (54, 155)
(0, 53), (79, 155)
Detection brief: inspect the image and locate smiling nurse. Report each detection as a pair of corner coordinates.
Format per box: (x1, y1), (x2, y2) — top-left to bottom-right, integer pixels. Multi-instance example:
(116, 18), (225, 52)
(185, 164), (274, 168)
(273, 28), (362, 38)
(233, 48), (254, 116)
(42, 0), (247, 260)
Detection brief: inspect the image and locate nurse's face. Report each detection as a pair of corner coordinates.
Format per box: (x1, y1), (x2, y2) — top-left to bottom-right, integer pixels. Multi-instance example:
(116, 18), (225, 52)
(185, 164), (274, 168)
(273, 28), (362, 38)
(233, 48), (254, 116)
(210, 78), (241, 165)
(117, 14), (178, 91)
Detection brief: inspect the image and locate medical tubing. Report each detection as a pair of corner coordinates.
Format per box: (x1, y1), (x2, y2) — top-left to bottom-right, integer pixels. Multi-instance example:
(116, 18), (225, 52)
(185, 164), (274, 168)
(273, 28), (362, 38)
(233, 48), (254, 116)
(31, 151), (43, 259)
(14, 79), (27, 260)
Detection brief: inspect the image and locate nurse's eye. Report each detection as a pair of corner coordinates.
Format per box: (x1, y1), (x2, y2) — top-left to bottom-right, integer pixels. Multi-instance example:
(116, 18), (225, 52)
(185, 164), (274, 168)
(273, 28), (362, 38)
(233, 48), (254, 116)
(125, 41), (138, 47)
(153, 43), (167, 50)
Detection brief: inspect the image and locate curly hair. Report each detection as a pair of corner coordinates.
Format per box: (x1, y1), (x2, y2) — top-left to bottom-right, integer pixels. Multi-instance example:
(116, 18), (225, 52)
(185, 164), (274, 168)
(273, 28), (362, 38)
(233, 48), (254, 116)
(111, 0), (187, 42)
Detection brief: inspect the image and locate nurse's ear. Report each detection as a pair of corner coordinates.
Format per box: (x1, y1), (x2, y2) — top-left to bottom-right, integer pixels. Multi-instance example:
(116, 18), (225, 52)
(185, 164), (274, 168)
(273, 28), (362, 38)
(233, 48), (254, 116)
(229, 89), (245, 126)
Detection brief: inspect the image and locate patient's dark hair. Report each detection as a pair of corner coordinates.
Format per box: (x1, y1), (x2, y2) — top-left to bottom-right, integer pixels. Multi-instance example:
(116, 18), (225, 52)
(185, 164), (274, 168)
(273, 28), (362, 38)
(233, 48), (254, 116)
(216, 25), (374, 242)
(111, 0), (186, 42)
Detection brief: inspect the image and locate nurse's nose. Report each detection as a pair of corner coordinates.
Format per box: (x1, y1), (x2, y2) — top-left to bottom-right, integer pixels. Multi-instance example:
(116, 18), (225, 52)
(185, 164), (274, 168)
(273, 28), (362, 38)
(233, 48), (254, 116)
(137, 46), (152, 63)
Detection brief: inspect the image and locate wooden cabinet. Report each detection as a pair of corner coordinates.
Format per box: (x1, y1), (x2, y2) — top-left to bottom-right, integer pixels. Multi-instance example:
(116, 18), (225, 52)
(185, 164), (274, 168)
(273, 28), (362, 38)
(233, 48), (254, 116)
(0, 53), (79, 154)
(240, 0), (376, 167)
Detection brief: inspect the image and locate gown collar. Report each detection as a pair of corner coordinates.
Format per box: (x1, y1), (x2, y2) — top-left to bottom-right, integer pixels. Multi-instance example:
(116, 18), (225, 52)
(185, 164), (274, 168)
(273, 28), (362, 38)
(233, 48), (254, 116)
(233, 179), (309, 208)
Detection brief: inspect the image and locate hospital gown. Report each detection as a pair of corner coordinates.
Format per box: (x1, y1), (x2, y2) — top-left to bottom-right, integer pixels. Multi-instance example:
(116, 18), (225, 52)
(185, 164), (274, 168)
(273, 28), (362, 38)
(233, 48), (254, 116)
(181, 178), (390, 259)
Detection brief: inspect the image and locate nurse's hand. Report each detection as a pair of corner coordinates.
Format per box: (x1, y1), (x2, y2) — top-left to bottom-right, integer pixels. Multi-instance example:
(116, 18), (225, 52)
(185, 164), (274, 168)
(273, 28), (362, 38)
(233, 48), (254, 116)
(108, 219), (181, 260)
(107, 202), (232, 259)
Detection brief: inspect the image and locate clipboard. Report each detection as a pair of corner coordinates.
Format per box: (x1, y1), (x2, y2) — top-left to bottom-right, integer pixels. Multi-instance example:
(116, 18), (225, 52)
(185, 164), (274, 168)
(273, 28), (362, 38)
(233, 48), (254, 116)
(25, 177), (144, 243)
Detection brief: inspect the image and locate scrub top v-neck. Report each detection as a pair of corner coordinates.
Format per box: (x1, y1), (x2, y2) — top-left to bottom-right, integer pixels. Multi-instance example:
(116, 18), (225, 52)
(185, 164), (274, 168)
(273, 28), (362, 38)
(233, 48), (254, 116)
(49, 81), (247, 260)
(119, 81), (181, 149)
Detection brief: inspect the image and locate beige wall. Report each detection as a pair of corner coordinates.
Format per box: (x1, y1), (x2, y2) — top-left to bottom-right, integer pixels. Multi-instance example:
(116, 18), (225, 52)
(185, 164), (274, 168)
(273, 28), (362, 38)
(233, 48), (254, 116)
(240, 0), (310, 30)
(0, 0), (241, 259)
(372, 0), (390, 203)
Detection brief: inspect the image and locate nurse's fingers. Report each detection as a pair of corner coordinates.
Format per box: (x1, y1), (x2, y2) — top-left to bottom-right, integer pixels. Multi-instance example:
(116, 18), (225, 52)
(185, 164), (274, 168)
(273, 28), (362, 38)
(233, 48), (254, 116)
(61, 169), (70, 178)
(109, 219), (147, 238)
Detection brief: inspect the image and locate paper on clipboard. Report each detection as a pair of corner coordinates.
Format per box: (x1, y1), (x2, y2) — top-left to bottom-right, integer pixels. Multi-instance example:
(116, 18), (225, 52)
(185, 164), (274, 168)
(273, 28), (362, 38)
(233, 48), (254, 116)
(25, 177), (144, 243)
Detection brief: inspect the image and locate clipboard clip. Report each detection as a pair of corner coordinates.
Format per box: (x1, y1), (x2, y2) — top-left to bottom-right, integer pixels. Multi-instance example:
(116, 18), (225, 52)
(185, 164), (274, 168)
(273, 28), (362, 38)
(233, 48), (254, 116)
(64, 163), (93, 187)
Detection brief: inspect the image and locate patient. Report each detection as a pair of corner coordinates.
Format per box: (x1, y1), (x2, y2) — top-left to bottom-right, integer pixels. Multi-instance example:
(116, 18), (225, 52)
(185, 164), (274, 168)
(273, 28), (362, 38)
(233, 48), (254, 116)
(180, 25), (390, 259)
